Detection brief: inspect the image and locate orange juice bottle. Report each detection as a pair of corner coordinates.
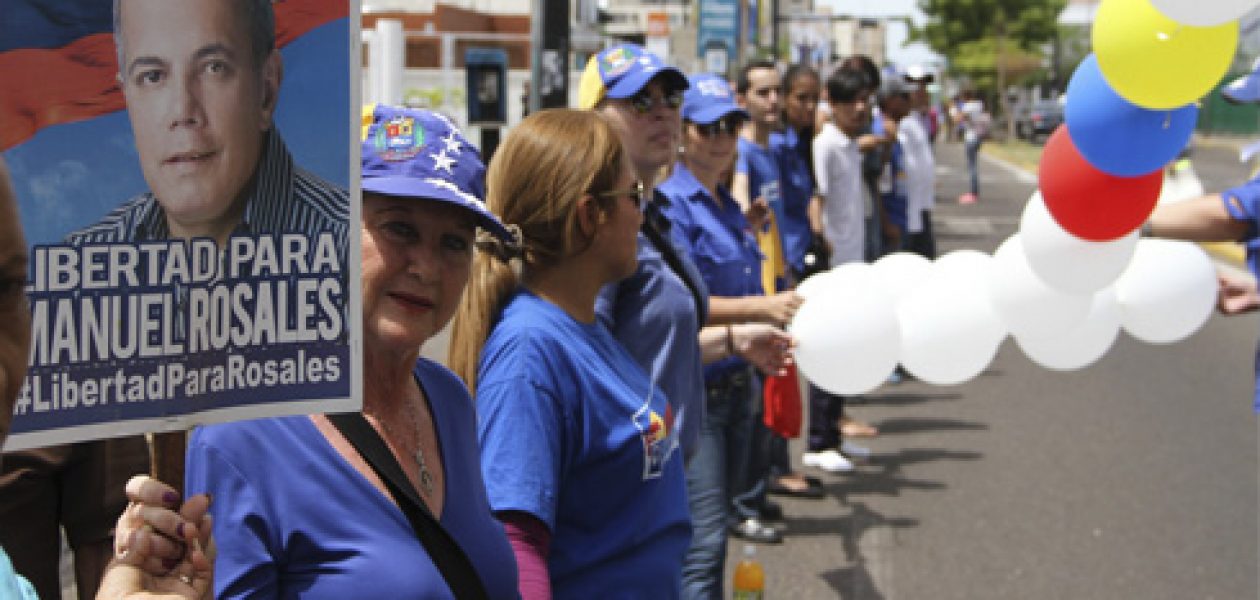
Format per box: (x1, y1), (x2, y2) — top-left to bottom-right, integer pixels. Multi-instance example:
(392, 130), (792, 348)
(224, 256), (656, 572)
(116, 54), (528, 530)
(733, 544), (764, 599)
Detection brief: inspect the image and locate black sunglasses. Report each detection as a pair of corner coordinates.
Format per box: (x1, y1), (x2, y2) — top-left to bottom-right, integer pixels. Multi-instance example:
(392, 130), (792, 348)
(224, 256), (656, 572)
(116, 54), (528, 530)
(596, 180), (648, 210)
(691, 117), (744, 138)
(627, 89), (684, 114)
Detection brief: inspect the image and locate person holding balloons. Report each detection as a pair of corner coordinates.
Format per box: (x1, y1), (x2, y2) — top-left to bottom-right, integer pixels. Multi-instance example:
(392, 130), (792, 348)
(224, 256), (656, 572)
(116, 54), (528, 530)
(659, 72), (803, 595)
(1146, 168), (1260, 409)
(805, 67), (882, 473)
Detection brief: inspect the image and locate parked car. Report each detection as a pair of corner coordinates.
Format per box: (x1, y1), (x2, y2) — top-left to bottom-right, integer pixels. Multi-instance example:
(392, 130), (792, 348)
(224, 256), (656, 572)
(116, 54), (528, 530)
(1015, 100), (1063, 142)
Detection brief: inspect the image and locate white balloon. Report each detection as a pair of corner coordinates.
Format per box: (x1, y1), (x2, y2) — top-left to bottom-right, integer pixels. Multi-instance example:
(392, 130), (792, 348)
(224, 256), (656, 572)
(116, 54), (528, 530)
(898, 250), (1007, 385)
(794, 271), (831, 300)
(1014, 287), (1122, 371)
(791, 264), (899, 395)
(1019, 192), (1139, 294)
(1150, 0), (1254, 26)
(795, 261), (875, 300)
(1115, 239), (1218, 344)
(988, 235), (1092, 338)
(870, 252), (933, 307)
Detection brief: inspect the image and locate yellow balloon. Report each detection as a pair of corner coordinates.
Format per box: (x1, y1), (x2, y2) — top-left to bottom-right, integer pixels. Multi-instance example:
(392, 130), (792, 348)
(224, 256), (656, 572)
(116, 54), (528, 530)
(1093, 0), (1237, 110)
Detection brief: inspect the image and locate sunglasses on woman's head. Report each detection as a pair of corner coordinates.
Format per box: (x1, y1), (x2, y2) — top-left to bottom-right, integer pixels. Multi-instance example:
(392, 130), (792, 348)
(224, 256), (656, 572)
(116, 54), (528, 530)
(627, 89), (684, 114)
(692, 117), (744, 138)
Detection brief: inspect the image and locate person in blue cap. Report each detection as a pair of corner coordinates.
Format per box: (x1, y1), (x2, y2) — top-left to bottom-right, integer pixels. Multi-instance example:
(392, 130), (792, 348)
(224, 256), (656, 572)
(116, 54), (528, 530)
(181, 105), (519, 599)
(579, 44), (792, 473)
(659, 72), (802, 597)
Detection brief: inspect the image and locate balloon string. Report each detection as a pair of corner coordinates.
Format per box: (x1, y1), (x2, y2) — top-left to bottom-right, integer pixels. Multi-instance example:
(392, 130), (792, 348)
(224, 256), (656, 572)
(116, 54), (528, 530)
(1164, 112), (1171, 129)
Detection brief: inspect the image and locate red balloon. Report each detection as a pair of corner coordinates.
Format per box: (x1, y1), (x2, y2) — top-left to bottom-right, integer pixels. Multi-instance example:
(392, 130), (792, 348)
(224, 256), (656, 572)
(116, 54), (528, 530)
(1038, 126), (1163, 241)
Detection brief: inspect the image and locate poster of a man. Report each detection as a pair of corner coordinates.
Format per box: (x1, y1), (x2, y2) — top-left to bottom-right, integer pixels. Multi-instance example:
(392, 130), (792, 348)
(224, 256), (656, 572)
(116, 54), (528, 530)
(1, 0), (358, 450)
(70, 0), (348, 251)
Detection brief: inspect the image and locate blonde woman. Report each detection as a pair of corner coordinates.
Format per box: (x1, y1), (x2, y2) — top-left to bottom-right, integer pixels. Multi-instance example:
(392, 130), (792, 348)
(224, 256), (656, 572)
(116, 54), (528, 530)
(450, 109), (690, 599)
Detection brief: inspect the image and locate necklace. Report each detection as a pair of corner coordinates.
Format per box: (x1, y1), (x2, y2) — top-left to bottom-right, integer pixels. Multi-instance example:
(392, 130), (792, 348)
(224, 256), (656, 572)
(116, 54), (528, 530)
(414, 447), (435, 497)
(371, 402), (436, 497)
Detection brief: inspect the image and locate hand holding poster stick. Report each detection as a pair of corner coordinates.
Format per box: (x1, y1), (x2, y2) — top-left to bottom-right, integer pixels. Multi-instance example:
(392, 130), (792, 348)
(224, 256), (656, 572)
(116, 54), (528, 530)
(150, 432), (187, 497)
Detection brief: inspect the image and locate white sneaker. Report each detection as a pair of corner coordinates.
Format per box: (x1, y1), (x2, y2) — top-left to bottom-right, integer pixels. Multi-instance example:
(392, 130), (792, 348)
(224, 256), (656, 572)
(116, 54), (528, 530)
(802, 449), (854, 473)
(840, 441), (872, 459)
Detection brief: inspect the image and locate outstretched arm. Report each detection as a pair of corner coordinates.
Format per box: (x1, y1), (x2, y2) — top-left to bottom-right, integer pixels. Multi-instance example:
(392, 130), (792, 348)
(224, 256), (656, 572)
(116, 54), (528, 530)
(699, 323), (794, 375)
(1148, 194), (1249, 242)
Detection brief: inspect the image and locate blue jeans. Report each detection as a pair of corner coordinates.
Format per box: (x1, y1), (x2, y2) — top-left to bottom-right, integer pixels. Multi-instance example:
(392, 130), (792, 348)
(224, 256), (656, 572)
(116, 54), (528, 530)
(731, 380), (770, 522)
(965, 137), (983, 196)
(682, 369), (756, 600)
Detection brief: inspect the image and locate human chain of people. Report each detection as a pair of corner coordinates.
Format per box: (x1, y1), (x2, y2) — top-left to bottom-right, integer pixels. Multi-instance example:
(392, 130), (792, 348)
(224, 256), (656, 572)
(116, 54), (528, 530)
(0, 0), (1257, 598)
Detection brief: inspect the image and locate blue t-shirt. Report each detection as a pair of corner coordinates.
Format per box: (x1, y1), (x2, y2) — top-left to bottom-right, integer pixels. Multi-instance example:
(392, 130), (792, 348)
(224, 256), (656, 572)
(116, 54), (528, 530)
(659, 162), (764, 380)
(186, 360), (518, 599)
(1219, 175), (1260, 411)
(770, 127), (816, 272)
(597, 195), (709, 461)
(476, 291), (691, 599)
(873, 114), (908, 232)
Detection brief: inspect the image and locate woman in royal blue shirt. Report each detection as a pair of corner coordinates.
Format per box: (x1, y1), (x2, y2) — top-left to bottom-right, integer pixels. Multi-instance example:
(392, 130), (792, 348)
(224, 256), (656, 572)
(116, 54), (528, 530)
(183, 106), (519, 599)
(660, 74), (803, 599)
(450, 109), (691, 599)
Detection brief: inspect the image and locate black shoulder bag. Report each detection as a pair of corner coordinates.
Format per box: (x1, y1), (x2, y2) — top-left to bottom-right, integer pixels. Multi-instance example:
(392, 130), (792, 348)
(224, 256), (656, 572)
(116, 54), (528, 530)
(327, 412), (490, 600)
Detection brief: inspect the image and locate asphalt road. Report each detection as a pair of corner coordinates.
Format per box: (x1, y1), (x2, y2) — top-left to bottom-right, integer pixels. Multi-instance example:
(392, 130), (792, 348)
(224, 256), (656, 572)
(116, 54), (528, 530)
(732, 138), (1260, 599)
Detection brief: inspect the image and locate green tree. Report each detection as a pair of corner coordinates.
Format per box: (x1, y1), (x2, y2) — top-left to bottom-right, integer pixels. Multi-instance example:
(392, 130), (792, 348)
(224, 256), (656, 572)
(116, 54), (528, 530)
(913, 0), (1065, 136)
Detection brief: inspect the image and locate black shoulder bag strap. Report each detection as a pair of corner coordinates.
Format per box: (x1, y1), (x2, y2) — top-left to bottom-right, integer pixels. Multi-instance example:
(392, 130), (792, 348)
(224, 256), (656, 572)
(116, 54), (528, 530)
(327, 412), (489, 600)
(641, 217), (706, 331)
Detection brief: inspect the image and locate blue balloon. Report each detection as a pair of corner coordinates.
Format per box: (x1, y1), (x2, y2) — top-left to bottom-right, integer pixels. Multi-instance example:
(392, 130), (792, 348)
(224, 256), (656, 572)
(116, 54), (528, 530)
(1065, 54), (1198, 177)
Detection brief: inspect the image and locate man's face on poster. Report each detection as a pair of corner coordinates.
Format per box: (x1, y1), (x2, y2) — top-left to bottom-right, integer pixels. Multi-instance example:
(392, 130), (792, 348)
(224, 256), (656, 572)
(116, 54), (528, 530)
(117, 0), (280, 237)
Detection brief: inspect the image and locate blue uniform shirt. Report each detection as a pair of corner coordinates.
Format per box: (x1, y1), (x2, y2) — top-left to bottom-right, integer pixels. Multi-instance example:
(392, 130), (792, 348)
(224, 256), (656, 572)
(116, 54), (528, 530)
(659, 162), (764, 380)
(736, 136), (782, 217)
(1219, 175), (1260, 411)
(477, 291), (691, 598)
(597, 192), (710, 461)
(770, 127), (816, 273)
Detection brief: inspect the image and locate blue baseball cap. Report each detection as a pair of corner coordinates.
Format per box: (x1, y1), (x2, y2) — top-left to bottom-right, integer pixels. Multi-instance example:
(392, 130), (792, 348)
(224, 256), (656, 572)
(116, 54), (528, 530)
(681, 73), (748, 125)
(578, 43), (688, 109)
(361, 105), (512, 241)
(1223, 57), (1260, 104)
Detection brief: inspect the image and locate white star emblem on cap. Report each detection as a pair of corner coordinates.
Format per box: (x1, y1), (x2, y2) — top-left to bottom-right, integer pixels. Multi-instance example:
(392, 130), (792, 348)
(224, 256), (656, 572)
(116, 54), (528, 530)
(441, 131), (462, 154)
(431, 149), (456, 174)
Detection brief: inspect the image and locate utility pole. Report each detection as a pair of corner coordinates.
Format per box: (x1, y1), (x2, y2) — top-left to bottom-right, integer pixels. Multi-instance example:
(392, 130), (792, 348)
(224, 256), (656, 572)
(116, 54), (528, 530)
(530, 0), (570, 112)
(996, 5), (1013, 141)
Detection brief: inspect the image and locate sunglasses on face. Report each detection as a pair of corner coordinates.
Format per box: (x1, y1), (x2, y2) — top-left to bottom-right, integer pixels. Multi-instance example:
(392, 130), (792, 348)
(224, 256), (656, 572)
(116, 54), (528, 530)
(692, 117), (744, 138)
(626, 89), (684, 114)
(596, 180), (648, 211)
